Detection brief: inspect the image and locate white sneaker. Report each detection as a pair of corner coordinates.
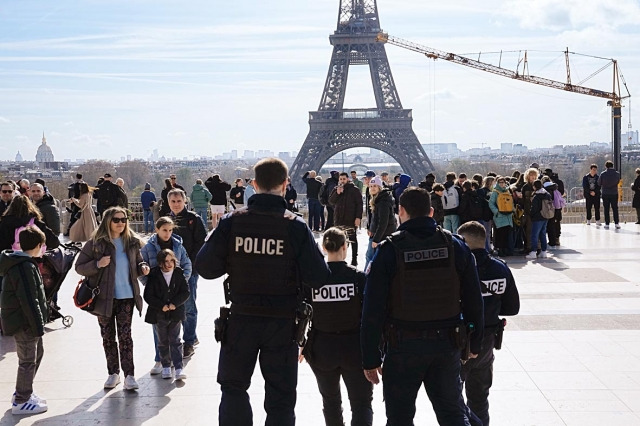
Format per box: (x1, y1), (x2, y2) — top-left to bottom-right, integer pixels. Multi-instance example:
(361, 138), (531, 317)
(596, 220), (601, 226)
(586, 221), (591, 225)
(150, 362), (163, 375)
(525, 251), (537, 260)
(162, 367), (172, 379)
(123, 375), (139, 390)
(12, 394), (48, 415)
(175, 368), (187, 381)
(12, 392), (46, 404)
(104, 373), (120, 389)
(615, 224), (621, 229)
(539, 251), (548, 258)
(604, 224), (609, 229)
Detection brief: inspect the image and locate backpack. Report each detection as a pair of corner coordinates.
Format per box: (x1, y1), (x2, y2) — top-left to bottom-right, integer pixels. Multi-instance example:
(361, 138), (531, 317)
(496, 191), (514, 214)
(12, 217), (47, 255)
(467, 193), (483, 220)
(552, 190), (566, 209)
(442, 185), (459, 210)
(541, 197), (555, 219)
(319, 183), (329, 206)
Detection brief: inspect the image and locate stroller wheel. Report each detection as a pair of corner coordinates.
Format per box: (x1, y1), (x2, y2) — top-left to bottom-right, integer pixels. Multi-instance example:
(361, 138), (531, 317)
(62, 316), (74, 327)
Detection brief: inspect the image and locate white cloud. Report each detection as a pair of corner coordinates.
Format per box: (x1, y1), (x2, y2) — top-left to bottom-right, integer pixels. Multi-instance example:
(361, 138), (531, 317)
(0, 116), (10, 123)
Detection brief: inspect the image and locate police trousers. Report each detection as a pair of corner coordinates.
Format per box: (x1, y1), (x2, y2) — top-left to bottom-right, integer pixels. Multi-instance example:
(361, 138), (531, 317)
(305, 330), (373, 426)
(460, 333), (496, 426)
(382, 331), (471, 426)
(218, 314), (298, 426)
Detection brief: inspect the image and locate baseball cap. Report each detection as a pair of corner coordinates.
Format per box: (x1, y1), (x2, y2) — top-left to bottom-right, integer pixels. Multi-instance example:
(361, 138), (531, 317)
(529, 163), (539, 169)
(364, 170), (375, 178)
(104, 173), (112, 178)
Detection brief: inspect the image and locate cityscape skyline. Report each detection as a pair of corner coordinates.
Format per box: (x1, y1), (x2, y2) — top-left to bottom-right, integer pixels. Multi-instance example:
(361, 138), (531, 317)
(0, 1), (639, 161)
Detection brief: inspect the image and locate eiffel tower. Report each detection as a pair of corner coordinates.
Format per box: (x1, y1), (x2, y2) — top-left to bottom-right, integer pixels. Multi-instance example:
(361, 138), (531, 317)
(290, 0), (434, 191)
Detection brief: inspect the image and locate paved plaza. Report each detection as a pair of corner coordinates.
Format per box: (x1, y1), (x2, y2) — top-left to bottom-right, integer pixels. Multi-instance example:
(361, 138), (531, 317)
(1, 223), (640, 425)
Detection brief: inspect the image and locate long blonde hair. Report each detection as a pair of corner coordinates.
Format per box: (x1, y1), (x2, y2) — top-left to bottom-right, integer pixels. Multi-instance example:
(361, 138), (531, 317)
(91, 206), (141, 249)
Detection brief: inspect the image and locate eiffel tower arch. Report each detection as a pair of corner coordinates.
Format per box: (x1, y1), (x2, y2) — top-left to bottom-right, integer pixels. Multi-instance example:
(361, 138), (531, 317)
(290, 0), (434, 191)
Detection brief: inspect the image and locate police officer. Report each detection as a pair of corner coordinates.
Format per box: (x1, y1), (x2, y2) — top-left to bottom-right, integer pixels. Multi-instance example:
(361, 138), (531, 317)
(302, 227), (373, 426)
(457, 221), (520, 426)
(196, 157), (330, 426)
(361, 187), (484, 425)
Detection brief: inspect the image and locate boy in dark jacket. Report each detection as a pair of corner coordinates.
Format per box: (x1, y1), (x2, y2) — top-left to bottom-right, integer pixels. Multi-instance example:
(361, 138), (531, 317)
(430, 183), (445, 226)
(0, 226), (49, 414)
(526, 180), (552, 260)
(144, 249), (190, 381)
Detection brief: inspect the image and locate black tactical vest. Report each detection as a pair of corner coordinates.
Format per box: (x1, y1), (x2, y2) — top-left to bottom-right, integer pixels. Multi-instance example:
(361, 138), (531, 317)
(311, 264), (361, 333)
(227, 209), (298, 296)
(388, 227), (461, 322)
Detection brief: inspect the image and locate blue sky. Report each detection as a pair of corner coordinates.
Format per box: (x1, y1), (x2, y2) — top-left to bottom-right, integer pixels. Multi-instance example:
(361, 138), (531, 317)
(1, 0), (638, 161)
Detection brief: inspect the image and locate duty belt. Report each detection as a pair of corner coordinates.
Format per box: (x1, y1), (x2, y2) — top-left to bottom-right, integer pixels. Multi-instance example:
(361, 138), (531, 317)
(230, 303), (296, 319)
(396, 327), (453, 340)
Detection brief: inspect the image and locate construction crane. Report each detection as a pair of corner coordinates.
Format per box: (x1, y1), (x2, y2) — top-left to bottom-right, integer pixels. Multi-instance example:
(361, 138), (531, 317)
(376, 32), (631, 172)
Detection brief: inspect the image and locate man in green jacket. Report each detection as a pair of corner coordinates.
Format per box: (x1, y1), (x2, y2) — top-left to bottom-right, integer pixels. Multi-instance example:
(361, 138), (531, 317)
(0, 225), (49, 415)
(190, 179), (212, 228)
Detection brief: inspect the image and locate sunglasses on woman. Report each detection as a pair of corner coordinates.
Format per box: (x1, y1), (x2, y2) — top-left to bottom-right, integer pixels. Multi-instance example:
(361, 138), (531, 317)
(112, 217), (128, 224)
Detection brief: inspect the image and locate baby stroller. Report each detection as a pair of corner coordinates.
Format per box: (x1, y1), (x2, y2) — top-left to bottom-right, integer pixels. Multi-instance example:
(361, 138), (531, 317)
(38, 242), (82, 328)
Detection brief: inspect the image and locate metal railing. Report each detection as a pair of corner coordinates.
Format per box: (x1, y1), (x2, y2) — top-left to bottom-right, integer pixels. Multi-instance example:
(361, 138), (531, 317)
(563, 187), (636, 223)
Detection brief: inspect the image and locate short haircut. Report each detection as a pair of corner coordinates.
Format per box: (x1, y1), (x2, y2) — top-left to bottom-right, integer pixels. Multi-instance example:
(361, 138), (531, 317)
(432, 183), (445, 192)
(457, 221), (486, 249)
(339, 172), (349, 178)
(1, 182), (13, 190)
(254, 157), (288, 191)
(605, 160), (613, 168)
(350, 170), (357, 174)
(399, 187), (431, 218)
(19, 225), (46, 251)
(157, 248), (177, 266)
(471, 181), (479, 190)
(462, 181), (472, 190)
(533, 180), (542, 190)
(322, 227), (348, 253)
(446, 172), (456, 182)
(590, 164), (598, 170)
(155, 216), (175, 230)
(458, 173), (467, 179)
(636, 168), (640, 174)
(487, 172), (497, 178)
(167, 188), (186, 200)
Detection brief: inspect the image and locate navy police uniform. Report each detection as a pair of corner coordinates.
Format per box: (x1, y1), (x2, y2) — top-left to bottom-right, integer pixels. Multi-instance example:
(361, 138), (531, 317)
(303, 261), (373, 426)
(461, 249), (520, 426)
(361, 216), (484, 425)
(196, 193), (330, 426)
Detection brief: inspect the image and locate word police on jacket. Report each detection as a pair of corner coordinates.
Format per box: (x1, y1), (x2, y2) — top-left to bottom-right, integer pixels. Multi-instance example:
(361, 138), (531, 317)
(481, 278), (507, 297)
(404, 247), (449, 263)
(312, 283), (356, 302)
(235, 237), (284, 256)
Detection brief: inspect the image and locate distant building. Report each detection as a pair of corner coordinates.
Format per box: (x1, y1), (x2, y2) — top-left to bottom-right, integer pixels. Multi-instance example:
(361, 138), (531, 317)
(15, 151), (23, 162)
(501, 143), (513, 154)
(243, 150), (255, 159)
(35, 133), (54, 163)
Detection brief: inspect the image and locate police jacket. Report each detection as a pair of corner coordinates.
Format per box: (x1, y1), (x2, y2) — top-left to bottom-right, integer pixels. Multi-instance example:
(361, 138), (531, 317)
(307, 261), (365, 333)
(472, 249), (520, 328)
(360, 216), (484, 369)
(195, 193), (331, 315)
(171, 208), (207, 263)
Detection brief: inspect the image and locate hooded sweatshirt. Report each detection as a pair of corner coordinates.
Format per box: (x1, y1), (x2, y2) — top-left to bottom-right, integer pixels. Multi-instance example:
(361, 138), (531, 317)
(0, 251), (48, 336)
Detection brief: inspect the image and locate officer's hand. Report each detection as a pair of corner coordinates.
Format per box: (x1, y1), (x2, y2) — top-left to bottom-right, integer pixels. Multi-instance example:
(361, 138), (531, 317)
(364, 367), (382, 385)
(469, 353), (478, 359)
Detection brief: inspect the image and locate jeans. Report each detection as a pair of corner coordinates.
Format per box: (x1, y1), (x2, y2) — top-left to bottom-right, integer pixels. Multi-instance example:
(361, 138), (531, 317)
(156, 319), (183, 370)
(365, 237), (375, 271)
(481, 220), (492, 251)
(602, 194), (619, 225)
(308, 199), (322, 231)
(461, 333), (496, 426)
(143, 209), (154, 233)
(383, 333), (471, 426)
(13, 329), (44, 404)
(585, 196), (600, 221)
(194, 207), (208, 228)
(218, 315), (298, 426)
(97, 298), (135, 376)
(182, 273), (199, 346)
(443, 214), (461, 233)
(530, 220), (548, 253)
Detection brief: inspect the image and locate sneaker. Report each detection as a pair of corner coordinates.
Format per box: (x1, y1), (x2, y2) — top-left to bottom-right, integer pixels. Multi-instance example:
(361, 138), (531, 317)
(183, 345), (195, 358)
(12, 395), (48, 415)
(596, 220), (601, 226)
(539, 251), (548, 258)
(525, 252), (537, 260)
(150, 362), (163, 375)
(615, 224), (621, 229)
(175, 368), (187, 381)
(193, 338), (200, 347)
(586, 221), (591, 225)
(162, 367), (172, 379)
(604, 224), (609, 229)
(12, 393), (46, 404)
(104, 373), (121, 389)
(123, 375), (139, 390)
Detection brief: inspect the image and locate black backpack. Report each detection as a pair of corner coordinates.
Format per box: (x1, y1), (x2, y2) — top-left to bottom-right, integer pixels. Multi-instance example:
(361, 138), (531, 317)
(468, 193), (484, 221)
(319, 183), (329, 206)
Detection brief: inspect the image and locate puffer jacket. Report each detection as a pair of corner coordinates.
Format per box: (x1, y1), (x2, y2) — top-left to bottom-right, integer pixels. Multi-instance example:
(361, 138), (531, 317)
(140, 233), (192, 283)
(35, 194), (61, 236)
(368, 189), (397, 243)
(190, 184), (212, 209)
(0, 252), (48, 336)
(75, 236), (147, 317)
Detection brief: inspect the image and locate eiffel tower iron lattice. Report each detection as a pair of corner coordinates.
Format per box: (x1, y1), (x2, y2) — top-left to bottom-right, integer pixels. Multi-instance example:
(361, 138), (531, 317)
(290, 0), (434, 191)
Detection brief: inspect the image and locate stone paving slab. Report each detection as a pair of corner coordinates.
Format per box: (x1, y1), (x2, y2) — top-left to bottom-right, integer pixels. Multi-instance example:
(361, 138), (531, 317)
(0, 223), (639, 425)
